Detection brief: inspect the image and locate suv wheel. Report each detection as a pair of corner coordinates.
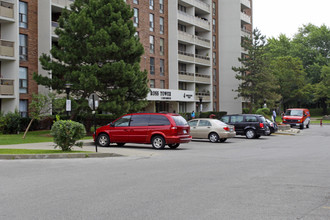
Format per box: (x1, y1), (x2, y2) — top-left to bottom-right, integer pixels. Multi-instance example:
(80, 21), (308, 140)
(168, 143), (180, 149)
(245, 129), (256, 139)
(152, 135), (165, 150)
(209, 132), (219, 143)
(97, 134), (110, 147)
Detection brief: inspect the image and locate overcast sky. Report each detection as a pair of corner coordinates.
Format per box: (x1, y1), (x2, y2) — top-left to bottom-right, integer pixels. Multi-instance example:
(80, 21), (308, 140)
(253, 0), (330, 39)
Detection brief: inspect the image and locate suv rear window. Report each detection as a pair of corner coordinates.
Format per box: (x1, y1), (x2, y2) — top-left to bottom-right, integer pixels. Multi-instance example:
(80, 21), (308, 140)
(171, 115), (188, 126)
(245, 116), (258, 122)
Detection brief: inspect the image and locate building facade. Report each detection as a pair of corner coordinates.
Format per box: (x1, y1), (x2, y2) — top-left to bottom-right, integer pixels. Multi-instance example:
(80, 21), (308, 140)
(0, 0), (252, 116)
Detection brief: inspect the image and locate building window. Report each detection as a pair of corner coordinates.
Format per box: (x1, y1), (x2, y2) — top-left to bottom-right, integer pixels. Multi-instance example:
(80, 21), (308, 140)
(178, 4), (186, 13)
(19, 67), (28, 94)
(213, 35), (216, 48)
(213, 102), (217, 111)
(212, 2), (216, 16)
(160, 80), (165, 89)
(179, 82), (187, 90)
(19, 99), (28, 117)
(134, 31), (139, 38)
(149, 35), (154, 54)
(149, 14), (154, 31)
(178, 23), (186, 32)
(133, 8), (139, 27)
(160, 59), (165, 76)
(178, 43), (186, 52)
(150, 79), (155, 88)
(150, 57), (155, 74)
(213, 68), (217, 81)
(19, 34), (28, 61)
(133, 0), (138, 4)
(213, 85), (217, 98)
(179, 102), (187, 113)
(179, 63), (186, 72)
(212, 19), (216, 32)
(160, 17), (164, 34)
(213, 52), (216, 65)
(19, 1), (28, 28)
(160, 0), (164, 13)
(149, 0), (154, 10)
(160, 38), (164, 55)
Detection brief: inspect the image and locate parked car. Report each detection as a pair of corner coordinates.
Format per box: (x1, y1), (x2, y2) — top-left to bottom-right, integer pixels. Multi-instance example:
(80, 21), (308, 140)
(282, 108), (311, 129)
(220, 114), (270, 139)
(188, 118), (236, 143)
(265, 119), (278, 135)
(93, 113), (192, 149)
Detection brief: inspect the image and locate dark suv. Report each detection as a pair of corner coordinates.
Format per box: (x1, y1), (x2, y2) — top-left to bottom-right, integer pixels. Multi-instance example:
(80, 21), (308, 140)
(93, 113), (192, 149)
(220, 114), (270, 139)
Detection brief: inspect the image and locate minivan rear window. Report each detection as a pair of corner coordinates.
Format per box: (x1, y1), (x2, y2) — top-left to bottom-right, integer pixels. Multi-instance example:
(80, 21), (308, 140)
(172, 116), (188, 126)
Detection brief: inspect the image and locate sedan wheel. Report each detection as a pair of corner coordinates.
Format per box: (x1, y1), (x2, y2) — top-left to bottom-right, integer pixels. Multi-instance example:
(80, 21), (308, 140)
(97, 134), (110, 147)
(245, 129), (256, 139)
(152, 135), (165, 150)
(209, 132), (219, 143)
(220, 138), (227, 143)
(168, 143), (180, 149)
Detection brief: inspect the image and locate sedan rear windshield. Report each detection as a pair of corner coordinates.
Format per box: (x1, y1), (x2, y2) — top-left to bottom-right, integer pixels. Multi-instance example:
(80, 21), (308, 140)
(171, 116), (188, 126)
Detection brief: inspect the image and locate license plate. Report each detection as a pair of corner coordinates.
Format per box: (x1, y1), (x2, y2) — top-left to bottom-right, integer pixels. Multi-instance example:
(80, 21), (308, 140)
(183, 130), (187, 134)
(230, 128), (233, 132)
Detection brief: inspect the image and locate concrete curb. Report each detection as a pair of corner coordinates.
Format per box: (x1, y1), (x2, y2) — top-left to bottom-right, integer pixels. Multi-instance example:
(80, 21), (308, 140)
(0, 152), (123, 160)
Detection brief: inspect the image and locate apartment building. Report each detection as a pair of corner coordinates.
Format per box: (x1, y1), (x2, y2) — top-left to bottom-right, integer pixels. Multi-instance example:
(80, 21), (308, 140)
(0, 0), (252, 116)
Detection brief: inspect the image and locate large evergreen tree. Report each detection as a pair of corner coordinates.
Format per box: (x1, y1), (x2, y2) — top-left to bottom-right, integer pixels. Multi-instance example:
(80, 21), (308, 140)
(34, 0), (149, 117)
(232, 29), (281, 112)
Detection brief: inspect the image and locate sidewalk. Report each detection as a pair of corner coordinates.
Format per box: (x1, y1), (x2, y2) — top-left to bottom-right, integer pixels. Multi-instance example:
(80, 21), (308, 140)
(0, 140), (157, 159)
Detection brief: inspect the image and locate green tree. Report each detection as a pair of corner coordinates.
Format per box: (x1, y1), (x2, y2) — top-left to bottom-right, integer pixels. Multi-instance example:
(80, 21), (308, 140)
(232, 29), (281, 113)
(34, 0), (149, 117)
(23, 93), (54, 139)
(267, 56), (307, 110)
(314, 66), (330, 114)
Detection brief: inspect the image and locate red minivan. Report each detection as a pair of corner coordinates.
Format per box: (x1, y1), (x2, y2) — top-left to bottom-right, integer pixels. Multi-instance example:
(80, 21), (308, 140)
(282, 108), (311, 129)
(93, 113), (192, 149)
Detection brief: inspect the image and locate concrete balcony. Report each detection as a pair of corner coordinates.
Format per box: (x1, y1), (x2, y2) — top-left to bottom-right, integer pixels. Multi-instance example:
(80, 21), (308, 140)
(195, 74), (211, 84)
(180, 0), (210, 13)
(178, 31), (194, 44)
(241, 28), (251, 38)
(0, 40), (14, 59)
(178, 71), (194, 81)
(0, 78), (14, 96)
(52, 0), (74, 8)
(178, 51), (195, 63)
(178, 11), (210, 31)
(195, 36), (210, 48)
(241, 0), (251, 9)
(52, 21), (59, 39)
(195, 54), (210, 66)
(195, 92), (211, 101)
(0, 1), (14, 22)
(241, 12), (251, 24)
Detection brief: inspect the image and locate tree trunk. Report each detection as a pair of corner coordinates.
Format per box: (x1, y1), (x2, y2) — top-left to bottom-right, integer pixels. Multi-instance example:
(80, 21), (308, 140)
(22, 118), (34, 139)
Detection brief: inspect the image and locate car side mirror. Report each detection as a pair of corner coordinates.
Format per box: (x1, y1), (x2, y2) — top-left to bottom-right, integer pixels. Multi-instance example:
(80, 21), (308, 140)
(109, 122), (114, 127)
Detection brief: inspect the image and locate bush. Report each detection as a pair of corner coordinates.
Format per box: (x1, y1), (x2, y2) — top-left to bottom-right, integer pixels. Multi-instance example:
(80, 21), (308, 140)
(0, 111), (21, 134)
(255, 108), (270, 117)
(51, 120), (86, 151)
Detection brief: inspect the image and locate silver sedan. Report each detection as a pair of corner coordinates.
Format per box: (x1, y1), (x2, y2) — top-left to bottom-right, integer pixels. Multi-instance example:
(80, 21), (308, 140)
(188, 118), (236, 143)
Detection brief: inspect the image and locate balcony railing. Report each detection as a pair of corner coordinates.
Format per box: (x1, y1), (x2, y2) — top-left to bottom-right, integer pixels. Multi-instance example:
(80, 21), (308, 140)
(0, 40), (14, 57)
(0, 78), (14, 95)
(195, 74), (211, 83)
(195, 54), (210, 65)
(52, 0), (74, 8)
(241, 0), (251, 8)
(178, 11), (210, 30)
(178, 31), (210, 48)
(0, 1), (14, 20)
(178, 71), (194, 81)
(241, 12), (251, 24)
(180, 0), (210, 12)
(195, 92), (211, 101)
(178, 50), (195, 62)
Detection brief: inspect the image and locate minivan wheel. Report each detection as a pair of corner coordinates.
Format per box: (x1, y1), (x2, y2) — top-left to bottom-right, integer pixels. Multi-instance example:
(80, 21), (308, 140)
(168, 143), (180, 149)
(152, 135), (165, 149)
(306, 123), (310, 128)
(97, 134), (110, 147)
(245, 129), (256, 139)
(209, 132), (219, 143)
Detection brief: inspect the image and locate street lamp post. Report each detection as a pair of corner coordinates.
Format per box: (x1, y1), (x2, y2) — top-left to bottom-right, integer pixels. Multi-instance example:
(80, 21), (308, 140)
(199, 96), (203, 117)
(65, 83), (72, 117)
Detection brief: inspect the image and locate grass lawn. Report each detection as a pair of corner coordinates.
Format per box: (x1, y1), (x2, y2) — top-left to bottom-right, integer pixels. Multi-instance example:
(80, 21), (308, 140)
(0, 130), (92, 145)
(0, 149), (92, 154)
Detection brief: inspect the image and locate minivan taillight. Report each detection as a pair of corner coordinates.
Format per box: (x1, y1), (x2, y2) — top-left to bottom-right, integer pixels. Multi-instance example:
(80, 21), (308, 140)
(171, 126), (178, 130)
(223, 126), (229, 131)
(260, 123), (264, 128)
